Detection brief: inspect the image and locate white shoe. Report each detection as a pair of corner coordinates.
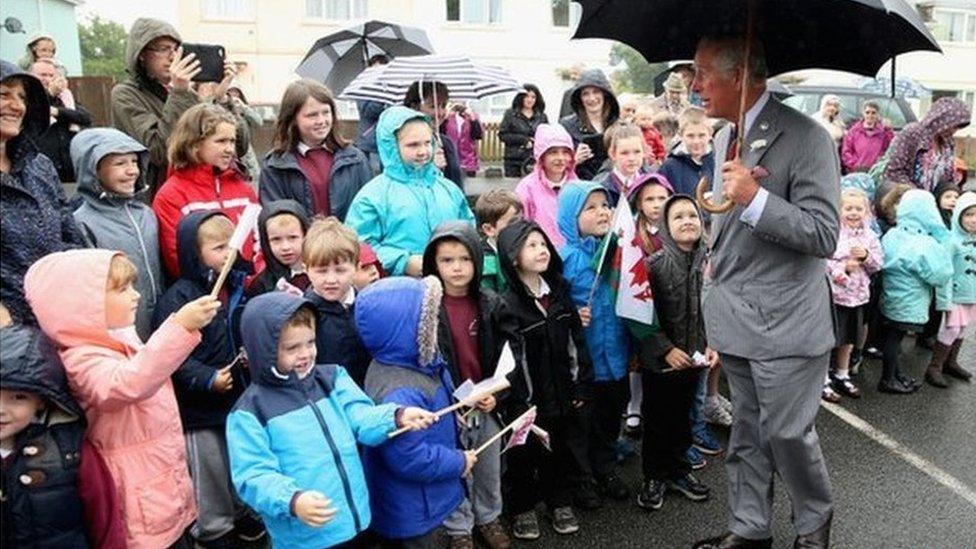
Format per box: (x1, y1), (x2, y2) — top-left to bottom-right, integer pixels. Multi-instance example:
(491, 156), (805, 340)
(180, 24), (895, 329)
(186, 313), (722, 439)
(716, 393), (732, 413)
(704, 397), (733, 427)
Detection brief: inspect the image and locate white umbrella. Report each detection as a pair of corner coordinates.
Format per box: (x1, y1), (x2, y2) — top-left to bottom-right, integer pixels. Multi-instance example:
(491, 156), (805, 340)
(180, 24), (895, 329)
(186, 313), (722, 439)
(338, 54), (522, 105)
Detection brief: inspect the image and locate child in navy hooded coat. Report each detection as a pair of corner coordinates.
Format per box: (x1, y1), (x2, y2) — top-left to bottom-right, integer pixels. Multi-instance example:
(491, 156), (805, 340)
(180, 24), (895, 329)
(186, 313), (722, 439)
(357, 276), (473, 545)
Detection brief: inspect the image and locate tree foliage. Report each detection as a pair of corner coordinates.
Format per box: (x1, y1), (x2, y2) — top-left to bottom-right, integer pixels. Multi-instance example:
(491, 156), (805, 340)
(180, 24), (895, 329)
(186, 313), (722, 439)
(610, 43), (669, 95)
(79, 15), (127, 81)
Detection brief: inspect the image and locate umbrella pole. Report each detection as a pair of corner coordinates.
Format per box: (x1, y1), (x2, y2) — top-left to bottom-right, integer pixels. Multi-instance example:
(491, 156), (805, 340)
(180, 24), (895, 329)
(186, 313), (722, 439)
(890, 55), (896, 99)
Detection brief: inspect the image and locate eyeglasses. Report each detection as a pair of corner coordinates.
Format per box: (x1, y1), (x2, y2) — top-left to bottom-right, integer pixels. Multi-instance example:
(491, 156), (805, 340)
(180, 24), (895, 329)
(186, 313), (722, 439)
(144, 44), (178, 56)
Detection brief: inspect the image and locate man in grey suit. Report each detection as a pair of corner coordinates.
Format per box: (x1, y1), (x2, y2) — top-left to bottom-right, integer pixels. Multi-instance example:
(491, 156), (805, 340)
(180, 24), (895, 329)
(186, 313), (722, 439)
(691, 36), (840, 549)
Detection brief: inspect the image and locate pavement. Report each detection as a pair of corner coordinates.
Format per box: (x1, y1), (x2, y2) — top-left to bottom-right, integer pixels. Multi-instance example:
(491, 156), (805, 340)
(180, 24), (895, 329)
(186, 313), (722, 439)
(519, 330), (976, 549)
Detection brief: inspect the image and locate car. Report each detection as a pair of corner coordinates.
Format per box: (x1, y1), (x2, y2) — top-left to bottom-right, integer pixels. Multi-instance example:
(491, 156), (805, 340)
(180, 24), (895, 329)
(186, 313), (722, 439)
(782, 85), (918, 130)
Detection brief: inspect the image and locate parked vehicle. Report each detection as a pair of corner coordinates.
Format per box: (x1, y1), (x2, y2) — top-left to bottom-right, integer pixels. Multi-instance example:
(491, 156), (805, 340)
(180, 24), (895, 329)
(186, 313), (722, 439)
(782, 85), (917, 130)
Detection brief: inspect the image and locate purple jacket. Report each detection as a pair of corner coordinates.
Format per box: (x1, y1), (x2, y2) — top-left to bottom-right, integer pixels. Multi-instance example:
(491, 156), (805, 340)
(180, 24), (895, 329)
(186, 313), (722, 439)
(841, 120), (893, 173)
(827, 222), (884, 308)
(441, 114), (482, 173)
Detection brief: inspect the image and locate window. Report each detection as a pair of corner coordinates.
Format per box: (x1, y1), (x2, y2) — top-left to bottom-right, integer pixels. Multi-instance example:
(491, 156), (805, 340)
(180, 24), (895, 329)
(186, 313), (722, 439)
(306, 0), (368, 20)
(932, 9), (976, 43)
(552, 0), (582, 28)
(201, 0), (254, 20)
(445, 0), (502, 24)
(469, 93), (514, 121)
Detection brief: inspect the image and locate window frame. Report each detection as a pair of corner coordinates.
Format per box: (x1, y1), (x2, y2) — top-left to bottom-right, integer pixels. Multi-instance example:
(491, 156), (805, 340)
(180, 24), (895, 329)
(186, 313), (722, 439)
(551, 0), (582, 29)
(305, 0), (369, 21)
(445, 0), (503, 26)
(200, 0), (256, 22)
(932, 8), (976, 44)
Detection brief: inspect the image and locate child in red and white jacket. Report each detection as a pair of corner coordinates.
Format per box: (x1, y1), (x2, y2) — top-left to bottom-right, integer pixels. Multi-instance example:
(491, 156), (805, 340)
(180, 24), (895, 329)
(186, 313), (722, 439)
(152, 103), (258, 279)
(825, 188), (884, 401)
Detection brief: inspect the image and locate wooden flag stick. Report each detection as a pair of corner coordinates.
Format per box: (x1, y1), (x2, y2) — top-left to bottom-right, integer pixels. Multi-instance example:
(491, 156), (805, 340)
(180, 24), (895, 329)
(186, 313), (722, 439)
(474, 406), (536, 456)
(209, 248), (240, 299)
(387, 380), (510, 439)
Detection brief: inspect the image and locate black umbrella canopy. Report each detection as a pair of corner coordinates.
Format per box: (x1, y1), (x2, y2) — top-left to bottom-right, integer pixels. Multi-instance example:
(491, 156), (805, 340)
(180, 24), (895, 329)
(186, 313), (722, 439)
(573, 0), (941, 77)
(297, 20), (434, 93)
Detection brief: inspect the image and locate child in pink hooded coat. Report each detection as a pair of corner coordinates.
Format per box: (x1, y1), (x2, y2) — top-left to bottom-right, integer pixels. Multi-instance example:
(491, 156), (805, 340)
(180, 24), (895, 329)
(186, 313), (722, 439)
(515, 123), (578, 248)
(824, 189), (884, 401)
(24, 249), (220, 549)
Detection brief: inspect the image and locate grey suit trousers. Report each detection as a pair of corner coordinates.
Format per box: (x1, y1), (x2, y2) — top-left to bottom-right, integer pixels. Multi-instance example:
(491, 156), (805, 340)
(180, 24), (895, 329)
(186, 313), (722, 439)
(722, 353), (834, 539)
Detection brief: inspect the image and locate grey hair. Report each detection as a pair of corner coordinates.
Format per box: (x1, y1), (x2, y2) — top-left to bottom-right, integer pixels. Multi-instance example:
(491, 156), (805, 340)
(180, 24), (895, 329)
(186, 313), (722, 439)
(700, 36), (768, 83)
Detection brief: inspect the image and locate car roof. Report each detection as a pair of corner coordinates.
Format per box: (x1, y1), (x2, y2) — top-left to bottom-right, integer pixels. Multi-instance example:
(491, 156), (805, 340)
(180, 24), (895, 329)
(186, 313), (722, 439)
(787, 85), (889, 98)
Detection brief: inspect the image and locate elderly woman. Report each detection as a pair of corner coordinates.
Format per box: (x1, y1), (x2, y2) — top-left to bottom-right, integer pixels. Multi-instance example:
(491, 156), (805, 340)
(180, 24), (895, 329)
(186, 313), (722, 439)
(815, 94), (846, 147)
(0, 60), (82, 324)
(498, 84), (548, 177)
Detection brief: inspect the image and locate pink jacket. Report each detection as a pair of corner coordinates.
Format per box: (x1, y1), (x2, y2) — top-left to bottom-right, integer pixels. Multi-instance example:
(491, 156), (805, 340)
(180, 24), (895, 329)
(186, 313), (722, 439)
(515, 123), (578, 248)
(827, 223), (884, 307)
(841, 120), (894, 173)
(25, 249), (201, 549)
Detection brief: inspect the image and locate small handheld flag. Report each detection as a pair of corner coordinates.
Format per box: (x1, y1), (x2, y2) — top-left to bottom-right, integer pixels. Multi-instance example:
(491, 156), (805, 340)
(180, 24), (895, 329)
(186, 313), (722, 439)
(210, 204), (261, 299)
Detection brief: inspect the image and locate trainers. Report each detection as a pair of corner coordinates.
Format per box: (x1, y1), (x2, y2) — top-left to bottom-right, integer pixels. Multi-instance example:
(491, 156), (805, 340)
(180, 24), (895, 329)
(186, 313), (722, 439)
(704, 397), (733, 427)
(450, 534), (475, 549)
(550, 506), (580, 535)
(636, 479), (666, 510)
(234, 514), (267, 542)
(666, 473), (710, 502)
(599, 472), (629, 500)
(477, 519), (511, 549)
(623, 414), (642, 439)
(686, 446), (707, 470)
(511, 511), (540, 541)
(692, 428), (723, 455)
(574, 481), (602, 510)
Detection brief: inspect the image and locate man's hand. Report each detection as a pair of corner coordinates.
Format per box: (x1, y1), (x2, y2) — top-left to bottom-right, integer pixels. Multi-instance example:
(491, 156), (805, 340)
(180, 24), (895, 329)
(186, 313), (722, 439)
(665, 347), (694, 370)
(210, 61), (238, 102)
(294, 491), (336, 527)
(475, 395), (496, 412)
(462, 450), (478, 477)
(721, 160), (760, 205)
(578, 306), (592, 328)
(169, 48), (201, 91)
(212, 365), (234, 393)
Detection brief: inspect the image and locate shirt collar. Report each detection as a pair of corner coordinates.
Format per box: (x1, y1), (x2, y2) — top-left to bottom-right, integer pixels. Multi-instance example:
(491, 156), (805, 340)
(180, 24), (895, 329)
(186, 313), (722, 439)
(545, 174), (567, 190)
(528, 276), (551, 298)
(341, 286), (356, 308)
(296, 141), (330, 156)
(743, 90), (771, 138)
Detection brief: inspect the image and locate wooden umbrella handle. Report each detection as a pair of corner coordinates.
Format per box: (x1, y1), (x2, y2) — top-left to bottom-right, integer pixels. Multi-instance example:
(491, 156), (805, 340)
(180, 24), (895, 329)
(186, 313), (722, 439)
(696, 176), (734, 214)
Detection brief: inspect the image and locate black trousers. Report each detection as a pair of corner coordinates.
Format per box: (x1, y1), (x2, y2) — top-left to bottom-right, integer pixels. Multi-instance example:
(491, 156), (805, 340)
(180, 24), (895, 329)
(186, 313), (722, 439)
(641, 369), (699, 481)
(880, 320), (908, 382)
(587, 377), (630, 478)
(503, 411), (589, 514)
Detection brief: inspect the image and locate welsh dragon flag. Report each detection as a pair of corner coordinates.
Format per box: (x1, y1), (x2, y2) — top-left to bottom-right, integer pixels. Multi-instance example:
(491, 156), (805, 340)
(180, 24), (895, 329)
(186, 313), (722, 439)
(591, 197), (656, 335)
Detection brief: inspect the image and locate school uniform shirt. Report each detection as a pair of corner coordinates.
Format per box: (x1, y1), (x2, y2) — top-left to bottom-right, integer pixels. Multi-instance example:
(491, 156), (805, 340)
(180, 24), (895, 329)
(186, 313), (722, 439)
(443, 294), (482, 383)
(294, 142), (335, 216)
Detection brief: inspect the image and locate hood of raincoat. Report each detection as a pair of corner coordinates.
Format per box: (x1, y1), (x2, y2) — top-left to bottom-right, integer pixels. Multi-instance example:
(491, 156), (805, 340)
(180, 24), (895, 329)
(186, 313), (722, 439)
(24, 249), (127, 352)
(124, 17), (183, 79)
(376, 105), (439, 184)
(19, 31), (56, 68)
(532, 123), (577, 176)
(657, 194), (705, 254)
(257, 200), (310, 282)
(920, 97), (971, 141)
(569, 69), (620, 122)
(355, 276), (444, 375)
(71, 127), (151, 200)
(176, 209), (231, 286)
(1, 60), (50, 153)
(497, 218), (564, 302)
(626, 172), (675, 208)
(422, 221), (484, 297)
(896, 189), (951, 242)
(951, 191), (976, 239)
(239, 291), (319, 387)
(557, 181), (609, 254)
(0, 324), (83, 419)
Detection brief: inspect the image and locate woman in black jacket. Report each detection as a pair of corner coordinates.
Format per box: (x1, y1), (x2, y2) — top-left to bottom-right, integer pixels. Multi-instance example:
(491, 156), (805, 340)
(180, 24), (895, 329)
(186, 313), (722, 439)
(559, 69), (620, 181)
(498, 84), (548, 177)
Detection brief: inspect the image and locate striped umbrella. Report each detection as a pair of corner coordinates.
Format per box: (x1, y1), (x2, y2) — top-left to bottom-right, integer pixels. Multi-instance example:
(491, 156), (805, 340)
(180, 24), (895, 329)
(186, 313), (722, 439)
(296, 20), (434, 94)
(338, 54), (522, 105)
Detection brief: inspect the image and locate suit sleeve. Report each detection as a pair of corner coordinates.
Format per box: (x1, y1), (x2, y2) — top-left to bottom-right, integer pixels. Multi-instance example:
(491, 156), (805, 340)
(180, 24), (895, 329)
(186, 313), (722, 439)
(748, 129), (840, 258)
(332, 367), (397, 446)
(227, 410), (303, 520)
(62, 317), (200, 412)
(376, 388), (466, 483)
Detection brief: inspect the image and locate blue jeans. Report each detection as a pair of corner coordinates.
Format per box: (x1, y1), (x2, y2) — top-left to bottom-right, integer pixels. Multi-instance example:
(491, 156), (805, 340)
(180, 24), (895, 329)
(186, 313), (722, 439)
(689, 370), (708, 440)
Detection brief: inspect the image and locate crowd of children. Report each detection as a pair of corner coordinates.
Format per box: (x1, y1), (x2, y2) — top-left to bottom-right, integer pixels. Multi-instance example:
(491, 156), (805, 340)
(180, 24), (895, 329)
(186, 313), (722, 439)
(2, 69), (975, 549)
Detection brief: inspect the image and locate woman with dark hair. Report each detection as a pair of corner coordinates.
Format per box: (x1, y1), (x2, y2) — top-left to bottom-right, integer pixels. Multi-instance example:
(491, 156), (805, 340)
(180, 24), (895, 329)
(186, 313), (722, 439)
(559, 69), (620, 180)
(404, 80), (465, 189)
(259, 79), (373, 221)
(0, 60), (82, 324)
(499, 84), (548, 177)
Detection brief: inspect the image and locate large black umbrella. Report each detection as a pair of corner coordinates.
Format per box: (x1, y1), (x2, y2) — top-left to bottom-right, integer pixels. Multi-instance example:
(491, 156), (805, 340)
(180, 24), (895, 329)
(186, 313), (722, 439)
(573, 0), (940, 78)
(296, 20), (434, 94)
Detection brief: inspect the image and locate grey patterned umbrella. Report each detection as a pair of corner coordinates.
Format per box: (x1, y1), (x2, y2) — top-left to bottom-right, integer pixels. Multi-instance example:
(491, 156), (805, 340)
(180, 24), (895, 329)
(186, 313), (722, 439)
(296, 20), (434, 94)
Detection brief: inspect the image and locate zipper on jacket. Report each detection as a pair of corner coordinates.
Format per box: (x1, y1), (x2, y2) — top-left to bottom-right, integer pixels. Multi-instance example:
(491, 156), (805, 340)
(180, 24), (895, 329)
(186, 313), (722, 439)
(304, 390), (362, 533)
(124, 203), (158, 308)
(215, 175), (222, 197)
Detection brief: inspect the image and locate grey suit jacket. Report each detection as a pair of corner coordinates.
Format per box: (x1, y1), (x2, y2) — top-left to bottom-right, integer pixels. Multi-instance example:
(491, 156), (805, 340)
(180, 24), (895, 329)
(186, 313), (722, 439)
(702, 98), (840, 360)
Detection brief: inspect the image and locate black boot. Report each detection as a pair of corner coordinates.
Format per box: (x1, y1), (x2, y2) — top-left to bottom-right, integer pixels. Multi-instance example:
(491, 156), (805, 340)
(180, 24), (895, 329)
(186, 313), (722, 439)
(693, 532), (772, 549)
(942, 339), (972, 382)
(794, 514), (831, 549)
(924, 342), (950, 388)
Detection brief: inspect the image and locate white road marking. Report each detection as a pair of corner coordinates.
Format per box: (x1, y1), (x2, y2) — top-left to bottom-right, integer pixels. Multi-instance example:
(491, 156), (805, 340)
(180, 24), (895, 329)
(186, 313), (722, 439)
(821, 401), (976, 509)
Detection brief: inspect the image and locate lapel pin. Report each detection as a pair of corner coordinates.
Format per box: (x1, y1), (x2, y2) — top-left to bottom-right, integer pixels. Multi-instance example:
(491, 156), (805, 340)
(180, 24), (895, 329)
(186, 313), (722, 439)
(759, 121), (769, 131)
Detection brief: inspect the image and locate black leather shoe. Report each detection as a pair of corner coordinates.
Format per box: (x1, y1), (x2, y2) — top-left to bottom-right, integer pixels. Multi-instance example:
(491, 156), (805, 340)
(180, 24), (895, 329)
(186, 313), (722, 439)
(878, 378), (913, 394)
(692, 532), (772, 549)
(794, 515), (831, 548)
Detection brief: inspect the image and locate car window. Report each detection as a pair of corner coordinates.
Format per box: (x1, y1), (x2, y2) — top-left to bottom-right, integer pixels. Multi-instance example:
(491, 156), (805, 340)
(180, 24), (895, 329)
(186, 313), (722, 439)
(783, 93), (910, 128)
